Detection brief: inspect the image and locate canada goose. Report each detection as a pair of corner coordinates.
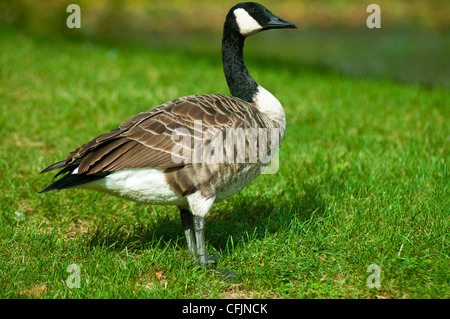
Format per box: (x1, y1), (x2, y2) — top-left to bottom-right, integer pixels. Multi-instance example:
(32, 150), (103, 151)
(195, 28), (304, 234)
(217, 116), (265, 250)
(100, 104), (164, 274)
(40, 2), (297, 265)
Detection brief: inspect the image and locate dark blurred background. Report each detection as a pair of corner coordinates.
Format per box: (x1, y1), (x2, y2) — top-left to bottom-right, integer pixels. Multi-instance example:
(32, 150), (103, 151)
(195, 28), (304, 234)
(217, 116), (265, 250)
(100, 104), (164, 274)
(1, 0), (449, 87)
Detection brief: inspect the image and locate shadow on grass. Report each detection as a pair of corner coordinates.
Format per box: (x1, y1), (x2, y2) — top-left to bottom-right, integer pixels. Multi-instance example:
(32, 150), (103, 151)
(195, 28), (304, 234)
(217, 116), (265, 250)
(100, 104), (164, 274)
(84, 182), (327, 256)
(207, 183), (328, 251)
(85, 216), (183, 253)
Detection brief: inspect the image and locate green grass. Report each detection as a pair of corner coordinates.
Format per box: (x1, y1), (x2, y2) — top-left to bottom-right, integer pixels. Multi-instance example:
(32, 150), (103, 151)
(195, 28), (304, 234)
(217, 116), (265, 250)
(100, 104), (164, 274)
(0, 27), (448, 298)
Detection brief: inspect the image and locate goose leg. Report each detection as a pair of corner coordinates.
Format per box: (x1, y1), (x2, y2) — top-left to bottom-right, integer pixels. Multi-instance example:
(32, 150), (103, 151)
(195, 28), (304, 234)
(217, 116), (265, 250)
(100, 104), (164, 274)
(193, 215), (208, 265)
(179, 207), (196, 255)
(193, 215), (220, 266)
(186, 193), (218, 266)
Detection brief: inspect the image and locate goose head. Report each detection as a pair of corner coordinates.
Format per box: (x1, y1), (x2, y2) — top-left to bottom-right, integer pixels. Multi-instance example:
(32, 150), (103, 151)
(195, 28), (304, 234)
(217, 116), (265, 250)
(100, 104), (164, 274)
(226, 2), (297, 37)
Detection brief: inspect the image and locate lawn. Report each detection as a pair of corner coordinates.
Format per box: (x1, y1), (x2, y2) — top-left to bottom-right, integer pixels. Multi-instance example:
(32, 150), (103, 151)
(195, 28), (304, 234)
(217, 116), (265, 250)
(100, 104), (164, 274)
(0, 26), (448, 299)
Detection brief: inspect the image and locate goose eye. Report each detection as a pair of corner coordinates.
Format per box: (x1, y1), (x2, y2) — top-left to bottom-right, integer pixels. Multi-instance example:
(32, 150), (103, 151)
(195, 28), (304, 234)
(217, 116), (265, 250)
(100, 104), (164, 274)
(250, 7), (258, 13)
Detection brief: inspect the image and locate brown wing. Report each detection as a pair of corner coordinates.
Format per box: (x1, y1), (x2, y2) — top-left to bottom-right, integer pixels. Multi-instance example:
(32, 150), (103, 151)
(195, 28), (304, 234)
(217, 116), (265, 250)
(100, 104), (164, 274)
(49, 94), (269, 175)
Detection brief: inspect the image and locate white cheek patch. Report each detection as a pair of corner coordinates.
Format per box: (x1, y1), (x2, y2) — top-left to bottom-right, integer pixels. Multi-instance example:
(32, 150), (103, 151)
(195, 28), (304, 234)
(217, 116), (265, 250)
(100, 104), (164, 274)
(234, 8), (263, 36)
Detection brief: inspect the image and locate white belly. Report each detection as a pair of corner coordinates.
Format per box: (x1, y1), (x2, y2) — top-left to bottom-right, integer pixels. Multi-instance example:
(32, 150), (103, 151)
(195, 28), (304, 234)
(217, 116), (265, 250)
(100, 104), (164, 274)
(79, 168), (186, 205)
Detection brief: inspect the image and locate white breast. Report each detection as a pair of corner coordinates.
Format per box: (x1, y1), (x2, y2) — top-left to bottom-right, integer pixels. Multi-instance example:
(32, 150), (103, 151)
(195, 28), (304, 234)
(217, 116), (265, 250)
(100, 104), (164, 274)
(253, 85), (286, 127)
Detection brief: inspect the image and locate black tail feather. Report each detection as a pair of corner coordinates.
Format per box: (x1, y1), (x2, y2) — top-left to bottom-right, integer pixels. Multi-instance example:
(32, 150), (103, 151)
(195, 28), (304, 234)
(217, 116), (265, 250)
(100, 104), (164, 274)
(39, 172), (108, 193)
(40, 160), (67, 174)
(40, 160), (108, 193)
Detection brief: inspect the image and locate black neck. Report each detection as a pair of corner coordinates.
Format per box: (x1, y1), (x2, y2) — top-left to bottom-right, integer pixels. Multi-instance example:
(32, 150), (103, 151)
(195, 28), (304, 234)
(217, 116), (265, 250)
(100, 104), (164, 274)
(222, 27), (258, 103)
